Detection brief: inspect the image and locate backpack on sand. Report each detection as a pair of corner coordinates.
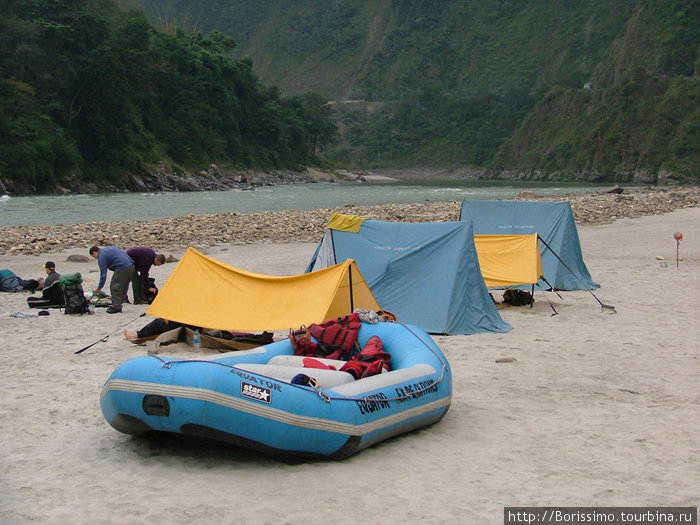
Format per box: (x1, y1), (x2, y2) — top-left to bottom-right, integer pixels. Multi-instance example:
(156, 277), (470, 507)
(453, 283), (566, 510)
(502, 288), (534, 307)
(60, 273), (90, 315)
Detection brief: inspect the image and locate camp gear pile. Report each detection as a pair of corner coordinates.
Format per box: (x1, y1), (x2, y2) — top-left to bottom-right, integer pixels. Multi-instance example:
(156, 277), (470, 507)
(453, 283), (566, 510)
(59, 273), (91, 315)
(289, 313), (391, 379)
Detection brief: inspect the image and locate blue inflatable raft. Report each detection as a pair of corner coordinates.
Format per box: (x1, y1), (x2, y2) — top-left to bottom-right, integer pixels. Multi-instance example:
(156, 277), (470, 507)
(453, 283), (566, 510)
(100, 321), (452, 459)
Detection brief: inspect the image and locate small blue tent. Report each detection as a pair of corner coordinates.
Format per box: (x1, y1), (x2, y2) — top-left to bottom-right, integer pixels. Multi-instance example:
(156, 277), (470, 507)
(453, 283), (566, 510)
(306, 218), (511, 335)
(459, 200), (598, 291)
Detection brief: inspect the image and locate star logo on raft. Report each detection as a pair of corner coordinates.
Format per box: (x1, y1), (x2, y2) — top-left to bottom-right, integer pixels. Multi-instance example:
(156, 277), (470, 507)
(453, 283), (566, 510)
(241, 382), (272, 403)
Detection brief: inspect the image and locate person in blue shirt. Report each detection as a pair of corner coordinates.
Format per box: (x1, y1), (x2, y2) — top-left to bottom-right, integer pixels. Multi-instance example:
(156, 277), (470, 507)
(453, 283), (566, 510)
(89, 245), (135, 313)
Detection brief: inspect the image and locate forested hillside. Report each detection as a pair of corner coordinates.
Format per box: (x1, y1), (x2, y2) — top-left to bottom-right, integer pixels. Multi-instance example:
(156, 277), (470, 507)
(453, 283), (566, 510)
(136, 0), (699, 184)
(0, 0), (337, 194)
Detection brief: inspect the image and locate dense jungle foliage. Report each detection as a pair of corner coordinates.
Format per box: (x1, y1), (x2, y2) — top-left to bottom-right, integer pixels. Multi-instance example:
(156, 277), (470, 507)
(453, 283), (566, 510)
(136, 0), (699, 184)
(0, 0), (337, 193)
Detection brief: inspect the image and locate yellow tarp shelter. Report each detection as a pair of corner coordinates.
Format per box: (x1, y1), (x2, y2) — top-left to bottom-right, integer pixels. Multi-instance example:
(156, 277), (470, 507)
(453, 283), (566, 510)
(147, 248), (380, 331)
(473, 234), (543, 288)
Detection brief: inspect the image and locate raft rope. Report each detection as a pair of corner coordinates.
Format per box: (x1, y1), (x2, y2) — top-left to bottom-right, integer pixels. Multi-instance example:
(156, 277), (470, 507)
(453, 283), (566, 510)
(155, 322), (450, 404)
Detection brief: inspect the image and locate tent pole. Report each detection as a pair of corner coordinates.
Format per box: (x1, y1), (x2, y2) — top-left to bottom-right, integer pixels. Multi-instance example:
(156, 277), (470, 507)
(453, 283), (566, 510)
(541, 275), (564, 300)
(330, 229), (336, 262)
(348, 263), (355, 313)
(539, 276), (559, 316)
(537, 235), (616, 313)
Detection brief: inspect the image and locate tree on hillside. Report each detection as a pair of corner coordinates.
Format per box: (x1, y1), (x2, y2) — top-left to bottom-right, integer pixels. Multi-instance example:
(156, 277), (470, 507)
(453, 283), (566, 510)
(0, 0), (338, 194)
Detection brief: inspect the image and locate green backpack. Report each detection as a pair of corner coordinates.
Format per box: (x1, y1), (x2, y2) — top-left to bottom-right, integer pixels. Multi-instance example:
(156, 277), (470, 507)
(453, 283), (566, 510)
(59, 273), (90, 315)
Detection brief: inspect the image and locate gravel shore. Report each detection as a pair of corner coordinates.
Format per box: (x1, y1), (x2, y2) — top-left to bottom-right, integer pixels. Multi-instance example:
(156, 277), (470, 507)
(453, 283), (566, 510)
(1, 185), (698, 256)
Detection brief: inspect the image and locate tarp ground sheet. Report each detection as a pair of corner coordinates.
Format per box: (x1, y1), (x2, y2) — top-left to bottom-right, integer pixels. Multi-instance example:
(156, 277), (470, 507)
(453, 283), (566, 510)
(460, 200), (598, 291)
(147, 248), (380, 332)
(306, 217), (511, 335)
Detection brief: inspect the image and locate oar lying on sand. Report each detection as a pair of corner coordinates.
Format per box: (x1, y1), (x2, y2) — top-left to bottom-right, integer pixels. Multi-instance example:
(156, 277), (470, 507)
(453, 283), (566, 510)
(75, 313), (146, 354)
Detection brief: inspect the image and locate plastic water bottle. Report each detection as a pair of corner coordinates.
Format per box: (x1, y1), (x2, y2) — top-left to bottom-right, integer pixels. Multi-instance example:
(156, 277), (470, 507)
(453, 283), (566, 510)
(193, 329), (201, 351)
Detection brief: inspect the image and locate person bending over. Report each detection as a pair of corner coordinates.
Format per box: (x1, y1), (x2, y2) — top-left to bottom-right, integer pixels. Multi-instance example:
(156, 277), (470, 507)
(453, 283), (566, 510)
(89, 245), (134, 314)
(126, 247), (165, 304)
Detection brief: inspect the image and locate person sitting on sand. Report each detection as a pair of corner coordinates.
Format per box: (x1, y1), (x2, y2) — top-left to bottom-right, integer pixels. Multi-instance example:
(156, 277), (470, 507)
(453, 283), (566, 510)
(123, 318), (199, 341)
(42, 261), (60, 289)
(38, 261), (62, 304)
(0, 268), (43, 292)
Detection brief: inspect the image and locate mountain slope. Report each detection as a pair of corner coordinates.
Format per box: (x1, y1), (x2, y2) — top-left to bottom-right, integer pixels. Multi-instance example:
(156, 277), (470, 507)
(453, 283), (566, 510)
(134, 0), (700, 183)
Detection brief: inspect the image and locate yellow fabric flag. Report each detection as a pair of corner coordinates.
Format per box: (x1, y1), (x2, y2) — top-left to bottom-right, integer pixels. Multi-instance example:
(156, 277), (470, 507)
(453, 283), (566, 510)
(327, 212), (367, 233)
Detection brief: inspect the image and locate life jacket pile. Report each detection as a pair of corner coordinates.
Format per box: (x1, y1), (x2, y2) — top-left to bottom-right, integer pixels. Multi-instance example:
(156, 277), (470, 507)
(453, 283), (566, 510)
(289, 313), (391, 379)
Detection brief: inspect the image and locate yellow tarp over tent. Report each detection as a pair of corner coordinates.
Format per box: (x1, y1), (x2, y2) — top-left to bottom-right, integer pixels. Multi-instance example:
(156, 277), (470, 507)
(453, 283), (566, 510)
(473, 234), (543, 288)
(147, 248), (380, 331)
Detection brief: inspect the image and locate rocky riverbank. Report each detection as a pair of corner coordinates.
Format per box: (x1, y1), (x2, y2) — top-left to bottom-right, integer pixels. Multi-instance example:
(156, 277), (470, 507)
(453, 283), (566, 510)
(1, 186), (698, 256)
(0, 165), (386, 196)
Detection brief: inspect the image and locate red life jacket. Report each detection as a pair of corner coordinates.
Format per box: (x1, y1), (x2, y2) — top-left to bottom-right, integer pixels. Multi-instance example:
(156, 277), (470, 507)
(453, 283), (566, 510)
(340, 335), (391, 379)
(307, 313), (362, 360)
(291, 315), (391, 380)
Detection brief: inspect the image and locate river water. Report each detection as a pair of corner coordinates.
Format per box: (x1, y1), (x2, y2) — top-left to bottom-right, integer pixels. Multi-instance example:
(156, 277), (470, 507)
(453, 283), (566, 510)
(0, 180), (612, 227)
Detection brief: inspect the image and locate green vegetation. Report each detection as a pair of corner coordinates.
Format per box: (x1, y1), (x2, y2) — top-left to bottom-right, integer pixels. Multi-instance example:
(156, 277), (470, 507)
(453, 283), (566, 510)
(0, 0), (338, 193)
(3, 1), (698, 192)
(136, 0), (699, 183)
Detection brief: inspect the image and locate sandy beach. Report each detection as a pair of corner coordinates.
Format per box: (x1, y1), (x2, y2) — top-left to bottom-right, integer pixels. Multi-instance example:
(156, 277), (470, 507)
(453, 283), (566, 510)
(1, 206), (698, 524)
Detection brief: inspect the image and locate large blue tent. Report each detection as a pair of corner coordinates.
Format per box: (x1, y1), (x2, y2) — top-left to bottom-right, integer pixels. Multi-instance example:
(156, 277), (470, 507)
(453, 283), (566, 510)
(459, 200), (598, 291)
(306, 218), (511, 335)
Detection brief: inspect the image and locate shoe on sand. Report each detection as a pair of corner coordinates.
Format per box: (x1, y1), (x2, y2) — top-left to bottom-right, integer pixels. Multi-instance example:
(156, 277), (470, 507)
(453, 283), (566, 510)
(106, 306), (122, 314)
